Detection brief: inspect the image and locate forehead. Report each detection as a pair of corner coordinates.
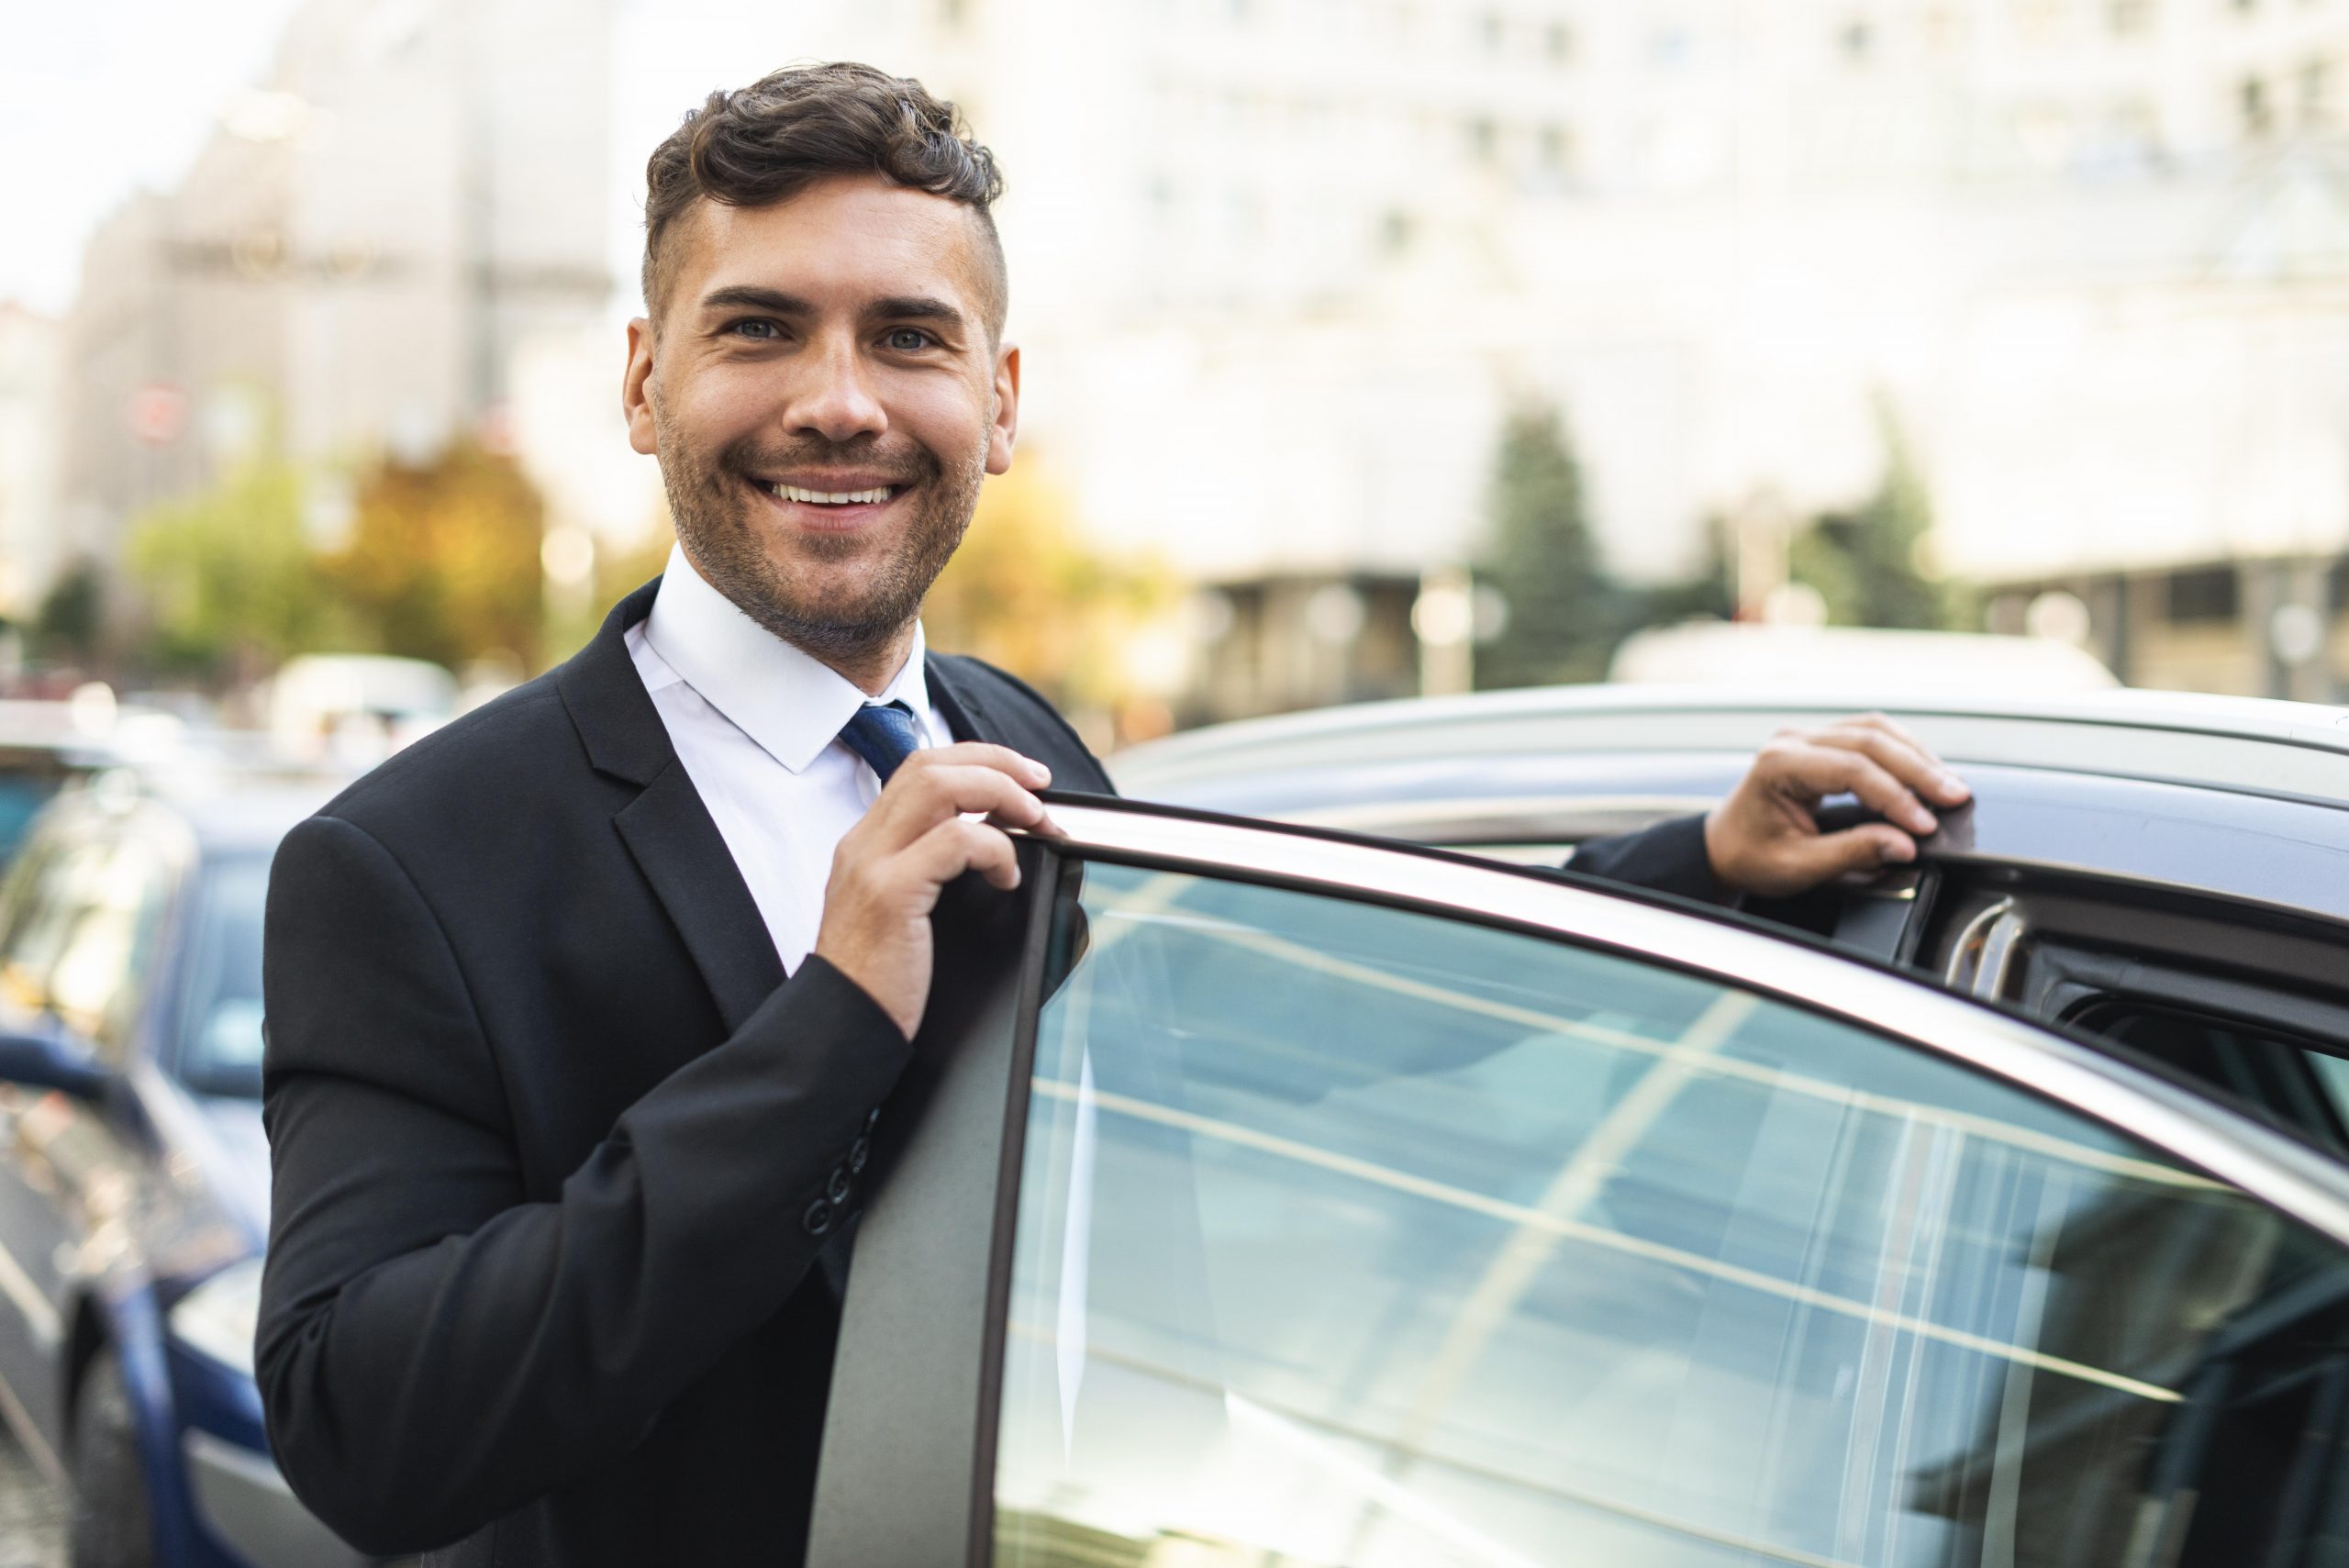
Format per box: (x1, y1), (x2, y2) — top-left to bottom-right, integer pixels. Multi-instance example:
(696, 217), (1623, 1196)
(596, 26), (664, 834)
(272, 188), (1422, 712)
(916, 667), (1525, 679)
(668, 172), (987, 317)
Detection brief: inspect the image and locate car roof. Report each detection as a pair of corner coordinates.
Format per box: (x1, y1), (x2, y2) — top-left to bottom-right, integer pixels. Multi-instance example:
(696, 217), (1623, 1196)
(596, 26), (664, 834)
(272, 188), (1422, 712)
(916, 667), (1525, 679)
(1112, 685), (2349, 808)
(42, 769), (346, 859)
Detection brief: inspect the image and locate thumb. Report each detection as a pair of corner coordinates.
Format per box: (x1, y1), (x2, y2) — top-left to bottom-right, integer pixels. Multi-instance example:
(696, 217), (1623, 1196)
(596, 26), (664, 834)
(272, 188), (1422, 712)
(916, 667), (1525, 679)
(1773, 824), (1918, 891)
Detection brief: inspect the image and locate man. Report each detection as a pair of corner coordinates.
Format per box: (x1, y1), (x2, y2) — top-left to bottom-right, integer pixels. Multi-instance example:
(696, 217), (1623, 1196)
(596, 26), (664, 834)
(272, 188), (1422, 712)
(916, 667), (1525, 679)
(257, 62), (1969, 1565)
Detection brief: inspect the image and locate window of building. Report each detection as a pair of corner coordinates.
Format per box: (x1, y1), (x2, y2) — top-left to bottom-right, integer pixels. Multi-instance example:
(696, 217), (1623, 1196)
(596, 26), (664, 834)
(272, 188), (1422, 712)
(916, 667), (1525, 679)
(1480, 7), (1506, 51)
(1540, 123), (1575, 172)
(2108, 0), (2154, 34)
(1466, 117), (1499, 164)
(2304, 57), (2333, 125)
(2014, 0), (2062, 41)
(2243, 76), (2274, 136)
(1841, 18), (1875, 60)
(2166, 565), (2241, 624)
(1545, 18), (1575, 62)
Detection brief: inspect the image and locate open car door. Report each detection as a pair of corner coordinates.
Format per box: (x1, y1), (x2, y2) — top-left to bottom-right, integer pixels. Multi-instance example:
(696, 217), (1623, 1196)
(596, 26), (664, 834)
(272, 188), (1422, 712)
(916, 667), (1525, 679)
(808, 798), (2349, 1568)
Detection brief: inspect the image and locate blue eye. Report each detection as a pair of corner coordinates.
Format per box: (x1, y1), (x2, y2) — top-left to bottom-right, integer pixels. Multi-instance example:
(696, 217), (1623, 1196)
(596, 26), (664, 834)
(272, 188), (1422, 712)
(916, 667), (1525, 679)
(885, 328), (934, 351)
(730, 319), (780, 339)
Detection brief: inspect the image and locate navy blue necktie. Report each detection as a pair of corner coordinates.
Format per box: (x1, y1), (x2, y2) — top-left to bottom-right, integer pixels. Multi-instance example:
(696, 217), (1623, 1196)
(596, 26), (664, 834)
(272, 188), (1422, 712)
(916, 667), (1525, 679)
(838, 699), (922, 784)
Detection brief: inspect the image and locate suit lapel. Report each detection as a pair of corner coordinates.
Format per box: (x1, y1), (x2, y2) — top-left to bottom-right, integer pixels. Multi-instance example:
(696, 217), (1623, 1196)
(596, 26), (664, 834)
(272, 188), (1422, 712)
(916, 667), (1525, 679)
(613, 767), (785, 1035)
(924, 654), (988, 743)
(559, 577), (785, 1036)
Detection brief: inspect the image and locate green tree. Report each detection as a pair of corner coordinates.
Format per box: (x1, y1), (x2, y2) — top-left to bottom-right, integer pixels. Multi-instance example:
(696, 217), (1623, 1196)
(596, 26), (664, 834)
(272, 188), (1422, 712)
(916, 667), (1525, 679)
(127, 461), (329, 675)
(1474, 402), (1621, 689)
(1788, 403), (1958, 630)
(32, 561), (106, 666)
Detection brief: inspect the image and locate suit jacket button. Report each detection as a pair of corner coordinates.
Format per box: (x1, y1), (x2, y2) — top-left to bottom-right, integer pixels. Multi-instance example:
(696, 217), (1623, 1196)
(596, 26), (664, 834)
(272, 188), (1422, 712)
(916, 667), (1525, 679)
(827, 1167), (853, 1205)
(847, 1137), (871, 1175)
(803, 1197), (834, 1237)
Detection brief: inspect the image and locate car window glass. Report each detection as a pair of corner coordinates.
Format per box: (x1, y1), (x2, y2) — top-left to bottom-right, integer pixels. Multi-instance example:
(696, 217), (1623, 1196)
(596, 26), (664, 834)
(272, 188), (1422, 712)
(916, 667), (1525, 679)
(173, 854), (268, 1098)
(1, 832), (170, 1062)
(51, 835), (170, 1062)
(0, 828), (70, 1001)
(993, 861), (2349, 1568)
(2069, 998), (2349, 1154)
(0, 834), (113, 1015)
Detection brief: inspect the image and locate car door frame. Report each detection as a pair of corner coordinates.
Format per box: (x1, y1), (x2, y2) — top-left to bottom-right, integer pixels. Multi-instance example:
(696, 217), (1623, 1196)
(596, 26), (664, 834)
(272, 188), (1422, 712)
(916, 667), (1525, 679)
(802, 795), (2349, 1568)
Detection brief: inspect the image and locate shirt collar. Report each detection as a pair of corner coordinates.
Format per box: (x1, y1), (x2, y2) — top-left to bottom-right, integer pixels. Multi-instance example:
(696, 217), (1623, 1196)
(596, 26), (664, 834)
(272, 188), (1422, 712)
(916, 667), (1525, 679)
(641, 544), (933, 774)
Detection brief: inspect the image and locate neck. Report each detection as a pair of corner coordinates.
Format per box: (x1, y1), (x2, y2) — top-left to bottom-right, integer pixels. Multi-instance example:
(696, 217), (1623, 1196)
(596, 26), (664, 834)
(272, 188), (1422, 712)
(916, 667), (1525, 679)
(822, 625), (919, 698)
(672, 545), (919, 697)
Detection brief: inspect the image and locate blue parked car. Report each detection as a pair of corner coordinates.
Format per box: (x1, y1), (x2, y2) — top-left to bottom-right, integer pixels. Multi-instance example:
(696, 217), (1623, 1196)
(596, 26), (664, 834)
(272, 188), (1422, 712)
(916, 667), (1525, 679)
(0, 772), (374, 1567)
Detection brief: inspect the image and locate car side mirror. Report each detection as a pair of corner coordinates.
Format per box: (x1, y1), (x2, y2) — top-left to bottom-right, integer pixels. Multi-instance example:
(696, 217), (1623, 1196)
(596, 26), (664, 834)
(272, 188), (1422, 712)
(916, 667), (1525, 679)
(0, 1029), (112, 1099)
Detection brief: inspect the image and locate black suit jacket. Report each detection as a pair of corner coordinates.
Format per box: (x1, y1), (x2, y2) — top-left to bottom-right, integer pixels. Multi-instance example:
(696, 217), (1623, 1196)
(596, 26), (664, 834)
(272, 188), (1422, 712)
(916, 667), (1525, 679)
(257, 577), (1720, 1564)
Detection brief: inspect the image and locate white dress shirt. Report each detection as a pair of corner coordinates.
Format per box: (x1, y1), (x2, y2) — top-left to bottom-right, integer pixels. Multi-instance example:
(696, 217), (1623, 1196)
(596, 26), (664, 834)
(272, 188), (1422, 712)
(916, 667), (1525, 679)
(625, 545), (951, 973)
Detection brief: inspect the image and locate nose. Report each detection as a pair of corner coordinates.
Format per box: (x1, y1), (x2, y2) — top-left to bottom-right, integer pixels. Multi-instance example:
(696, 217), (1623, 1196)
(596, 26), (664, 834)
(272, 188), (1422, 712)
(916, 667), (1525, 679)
(785, 328), (887, 445)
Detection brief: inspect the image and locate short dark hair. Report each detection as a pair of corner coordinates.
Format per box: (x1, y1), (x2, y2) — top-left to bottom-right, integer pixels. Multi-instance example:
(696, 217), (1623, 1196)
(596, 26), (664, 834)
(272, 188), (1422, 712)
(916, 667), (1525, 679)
(641, 62), (1008, 337)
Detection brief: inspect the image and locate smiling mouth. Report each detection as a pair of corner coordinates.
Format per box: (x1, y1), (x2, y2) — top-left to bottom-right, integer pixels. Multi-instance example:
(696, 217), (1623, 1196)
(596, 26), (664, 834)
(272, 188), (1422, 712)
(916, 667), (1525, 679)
(755, 481), (907, 506)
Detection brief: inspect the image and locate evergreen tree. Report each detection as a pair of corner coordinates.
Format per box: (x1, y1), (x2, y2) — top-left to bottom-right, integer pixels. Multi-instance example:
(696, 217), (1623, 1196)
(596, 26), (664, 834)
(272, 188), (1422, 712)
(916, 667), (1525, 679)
(32, 562), (106, 665)
(1474, 403), (1620, 689)
(1789, 401), (1957, 630)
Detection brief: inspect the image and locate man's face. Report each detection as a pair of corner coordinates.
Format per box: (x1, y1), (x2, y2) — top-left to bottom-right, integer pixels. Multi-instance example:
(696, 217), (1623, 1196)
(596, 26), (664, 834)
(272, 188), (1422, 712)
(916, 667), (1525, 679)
(623, 173), (1019, 669)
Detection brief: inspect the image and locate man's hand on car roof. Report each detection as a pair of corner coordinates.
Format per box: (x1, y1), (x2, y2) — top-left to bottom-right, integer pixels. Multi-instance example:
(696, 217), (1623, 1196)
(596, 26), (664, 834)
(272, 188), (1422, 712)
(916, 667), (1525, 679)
(1701, 713), (1972, 898)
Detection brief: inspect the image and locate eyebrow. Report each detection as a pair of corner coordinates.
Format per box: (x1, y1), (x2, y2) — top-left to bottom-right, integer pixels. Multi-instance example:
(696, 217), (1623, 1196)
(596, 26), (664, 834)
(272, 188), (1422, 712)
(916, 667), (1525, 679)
(697, 285), (814, 317)
(865, 295), (968, 333)
(696, 285), (968, 335)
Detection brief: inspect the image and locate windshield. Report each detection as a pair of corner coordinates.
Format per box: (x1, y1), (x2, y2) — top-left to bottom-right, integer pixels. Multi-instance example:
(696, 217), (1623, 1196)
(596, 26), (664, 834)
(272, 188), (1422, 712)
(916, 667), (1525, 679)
(177, 852), (268, 1099)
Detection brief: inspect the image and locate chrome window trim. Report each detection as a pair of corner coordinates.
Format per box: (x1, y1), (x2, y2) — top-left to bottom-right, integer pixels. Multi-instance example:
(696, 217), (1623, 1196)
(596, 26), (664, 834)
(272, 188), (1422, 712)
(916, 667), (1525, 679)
(1037, 802), (2349, 1248)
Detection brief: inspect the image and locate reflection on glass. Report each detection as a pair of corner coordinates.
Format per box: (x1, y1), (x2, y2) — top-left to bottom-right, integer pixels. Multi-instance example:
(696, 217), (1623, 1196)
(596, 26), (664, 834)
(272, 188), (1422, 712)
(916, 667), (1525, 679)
(994, 863), (2349, 1568)
(176, 855), (269, 1098)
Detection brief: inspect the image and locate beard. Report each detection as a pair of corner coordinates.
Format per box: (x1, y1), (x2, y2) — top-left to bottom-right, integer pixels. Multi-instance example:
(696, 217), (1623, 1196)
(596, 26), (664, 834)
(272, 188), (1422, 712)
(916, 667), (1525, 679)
(652, 407), (986, 669)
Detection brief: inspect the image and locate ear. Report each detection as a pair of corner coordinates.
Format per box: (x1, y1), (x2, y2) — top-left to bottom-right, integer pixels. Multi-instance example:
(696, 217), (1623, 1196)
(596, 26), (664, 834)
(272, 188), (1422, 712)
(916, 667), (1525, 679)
(985, 343), (1021, 475)
(623, 317), (659, 455)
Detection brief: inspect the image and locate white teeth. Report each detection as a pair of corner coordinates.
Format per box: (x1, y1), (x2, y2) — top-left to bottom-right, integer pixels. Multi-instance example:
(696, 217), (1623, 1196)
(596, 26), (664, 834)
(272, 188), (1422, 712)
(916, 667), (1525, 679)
(768, 483), (894, 505)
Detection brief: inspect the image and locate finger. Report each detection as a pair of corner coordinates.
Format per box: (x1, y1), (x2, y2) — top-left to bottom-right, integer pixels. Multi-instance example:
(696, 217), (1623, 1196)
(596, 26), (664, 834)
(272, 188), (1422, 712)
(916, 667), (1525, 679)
(1777, 823), (1920, 886)
(1774, 745), (1939, 836)
(901, 816), (1021, 893)
(868, 763), (1051, 849)
(1831, 714), (1969, 804)
(895, 741), (1052, 791)
(1812, 726), (1965, 810)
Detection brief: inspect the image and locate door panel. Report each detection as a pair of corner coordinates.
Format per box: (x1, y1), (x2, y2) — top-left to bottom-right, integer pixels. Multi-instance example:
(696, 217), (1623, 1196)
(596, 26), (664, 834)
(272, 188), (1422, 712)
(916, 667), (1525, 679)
(991, 860), (2349, 1568)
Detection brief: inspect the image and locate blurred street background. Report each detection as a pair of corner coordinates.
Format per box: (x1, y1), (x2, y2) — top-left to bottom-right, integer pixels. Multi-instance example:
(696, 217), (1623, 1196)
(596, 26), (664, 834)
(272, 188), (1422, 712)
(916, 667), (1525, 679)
(5, 0), (2349, 758)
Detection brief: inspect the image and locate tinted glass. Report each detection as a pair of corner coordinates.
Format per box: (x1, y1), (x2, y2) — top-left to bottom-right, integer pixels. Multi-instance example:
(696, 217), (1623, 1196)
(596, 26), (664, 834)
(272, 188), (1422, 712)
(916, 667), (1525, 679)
(2069, 998), (2349, 1154)
(993, 862), (2349, 1568)
(174, 854), (268, 1098)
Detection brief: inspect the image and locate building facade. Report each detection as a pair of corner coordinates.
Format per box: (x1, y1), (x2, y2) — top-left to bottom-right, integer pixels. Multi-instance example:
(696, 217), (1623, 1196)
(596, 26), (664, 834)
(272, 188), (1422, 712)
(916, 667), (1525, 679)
(0, 306), (64, 621)
(785, 0), (2349, 711)
(55, 0), (613, 595)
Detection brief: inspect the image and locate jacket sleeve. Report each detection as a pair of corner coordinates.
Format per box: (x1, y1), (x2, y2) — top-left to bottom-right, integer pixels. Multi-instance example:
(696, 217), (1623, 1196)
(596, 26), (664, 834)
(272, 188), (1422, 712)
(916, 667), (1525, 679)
(1565, 812), (1737, 906)
(255, 813), (912, 1555)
